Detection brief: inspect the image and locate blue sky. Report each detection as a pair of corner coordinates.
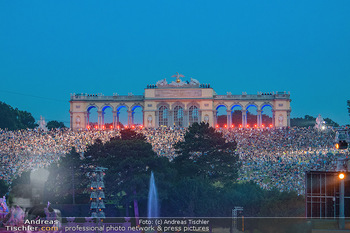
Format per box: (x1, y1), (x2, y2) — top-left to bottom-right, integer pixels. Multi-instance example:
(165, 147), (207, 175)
(0, 1), (349, 126)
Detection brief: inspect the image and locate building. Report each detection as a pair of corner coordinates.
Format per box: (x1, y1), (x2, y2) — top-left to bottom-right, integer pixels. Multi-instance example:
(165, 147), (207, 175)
(69, 74), (291, 130)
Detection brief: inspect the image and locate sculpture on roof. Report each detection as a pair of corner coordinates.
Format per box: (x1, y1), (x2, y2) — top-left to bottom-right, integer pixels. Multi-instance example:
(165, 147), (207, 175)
(156, 78), (168, 86)
(155, 73), (200, 87)
(171, 72), (185, 83)
(189, 78), (200, 85)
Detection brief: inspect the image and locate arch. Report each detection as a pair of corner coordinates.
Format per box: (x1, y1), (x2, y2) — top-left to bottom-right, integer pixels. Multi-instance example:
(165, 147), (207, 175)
(87, 105), (99, 111)
(132, 105), (143, 126)
(231, 105), (243, 127)
(102, 104), (114, 112)
(173, 105), (184, 127)
(117, 105), (128, 128)
(116, 104), (129, 111)
(156, 102), (170, 109)
(215, 104), (228, 111)
(261, 104), (273, 127)
(260, 102), (273, 111)
(171, 102), (185, 110)
(246, 104), (258, 127)
(102, 105), (113, 129)
(87, 106), (98, 129)
(230, 104), (243, 111)
(216, 105), (228, 127)
(186, 102), (200, 109)
(131, 103), (144, 111)
(244, 103), (258, 111)
(158, 105), (169, 127)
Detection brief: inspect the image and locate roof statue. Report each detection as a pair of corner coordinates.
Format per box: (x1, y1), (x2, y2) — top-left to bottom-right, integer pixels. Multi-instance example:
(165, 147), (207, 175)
(189, 78), (200, 85)
(315, 114), (326, 131)
(171, 72), (185, 83)
(38, 116), (48, 131)
(155, 73), (201, 88)
(156, 78), (168, 86)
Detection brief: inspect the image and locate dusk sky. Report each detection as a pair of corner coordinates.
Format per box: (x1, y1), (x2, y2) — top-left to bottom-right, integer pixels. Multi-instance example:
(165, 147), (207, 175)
(1, 1), (349, 126)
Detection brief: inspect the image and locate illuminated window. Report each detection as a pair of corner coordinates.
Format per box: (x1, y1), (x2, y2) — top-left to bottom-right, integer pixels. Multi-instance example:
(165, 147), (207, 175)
(189, 106), (199, 125)
(159, 106), (168, 126)
(174, 106), (184, 127)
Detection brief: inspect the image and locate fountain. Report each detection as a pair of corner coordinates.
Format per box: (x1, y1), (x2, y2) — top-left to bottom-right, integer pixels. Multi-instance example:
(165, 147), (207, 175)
(147, 172), (159, 218)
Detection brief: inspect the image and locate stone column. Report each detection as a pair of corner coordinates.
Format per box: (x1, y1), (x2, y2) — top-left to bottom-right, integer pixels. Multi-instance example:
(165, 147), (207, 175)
(198, 110), (202, 124)
(242, 110), (247, 127)
(227, 110), (232, 127)
(70, 113), (73, 130)
(183, 110), (189, 127)
(127, 111), (132, 127)
(112, 111), (117, 128)
(84, 112), (88, 129)
(168, 110), (174, 127)
(155, 111), (159, 127)
(272, 110), (275, 127)
(102, 112), (105, 128)
(213, 111), (217, 126)
(287, 110), (291, 127)
(87, 112), (90, 127)
(97, 111), (102, 129)
(257, 110), (262, 127)
(117, 112), (120, 128)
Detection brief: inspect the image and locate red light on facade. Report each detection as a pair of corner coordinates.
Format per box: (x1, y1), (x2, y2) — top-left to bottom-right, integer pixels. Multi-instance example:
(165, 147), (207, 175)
(95, 126), (98, 129)
(87, 125), (90, 129)
(239, 124), (242, 128)
(269, 124), (273, 127)
(132, 125), (135, 129)
(140, 125), (143, 129)
(262, 124), (265, 128)
(231, 124), (234, 128)
(246, 124), (250, 128)
(216, 125), (219, 128)
(110, 126), (113, 129)
(99, 187), (102, 190)
(254, 124), (257, 128)
(125, 126), (128, 129)
(102, 125), (105, 130)
(117, 126), (120, 129)
(224, 124), (227, 128)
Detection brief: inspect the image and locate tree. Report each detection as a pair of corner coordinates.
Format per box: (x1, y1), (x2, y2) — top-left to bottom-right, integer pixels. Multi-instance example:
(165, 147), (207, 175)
(324, 118), (339, 127)
(291, 115), (339, 128)
(10, 171), (32, 199)
(15, 109), (37, 129)
(173, 122), (240, 184)
(291, 115), (316, 127)
(0, 101), (37, 130)
(44, 148), (89, 204)
(46, 120), (66, 130)
(0, 180), (9, 197)
(84, 129), (172, 218)
(0, 101), (18, 130)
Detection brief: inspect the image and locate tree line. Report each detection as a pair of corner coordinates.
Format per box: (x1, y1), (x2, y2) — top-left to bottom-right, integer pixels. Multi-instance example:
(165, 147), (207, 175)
(0, 101), (65, 130)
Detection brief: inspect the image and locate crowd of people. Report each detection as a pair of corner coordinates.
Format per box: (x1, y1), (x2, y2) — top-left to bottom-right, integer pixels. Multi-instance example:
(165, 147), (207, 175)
(0, 126), (341, 195)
